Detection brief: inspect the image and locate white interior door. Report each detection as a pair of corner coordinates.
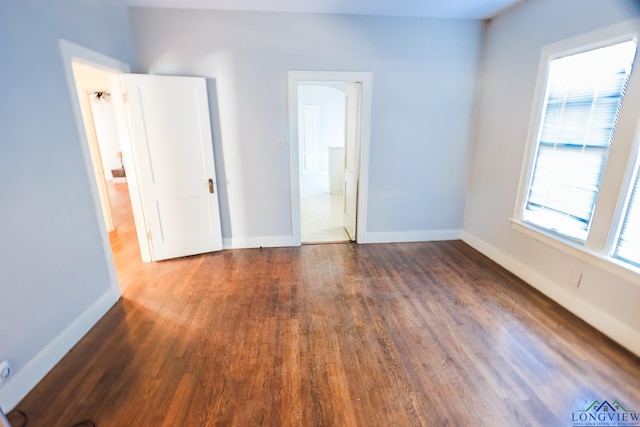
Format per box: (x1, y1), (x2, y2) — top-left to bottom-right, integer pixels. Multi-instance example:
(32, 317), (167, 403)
(343, 82), (362, 241)
(122, 74), (223, 261)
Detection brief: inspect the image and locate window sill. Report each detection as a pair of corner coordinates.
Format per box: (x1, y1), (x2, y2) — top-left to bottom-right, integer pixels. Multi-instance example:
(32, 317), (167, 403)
(510, 219), (640, 287)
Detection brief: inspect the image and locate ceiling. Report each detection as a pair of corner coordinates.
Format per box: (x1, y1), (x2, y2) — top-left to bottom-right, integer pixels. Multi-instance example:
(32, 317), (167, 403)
(123, 0), (525, 20)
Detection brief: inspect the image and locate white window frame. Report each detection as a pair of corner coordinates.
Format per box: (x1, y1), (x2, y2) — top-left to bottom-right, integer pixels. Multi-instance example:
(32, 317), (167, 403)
(609, 124), (640, 264)
(512, 19), (640, 284)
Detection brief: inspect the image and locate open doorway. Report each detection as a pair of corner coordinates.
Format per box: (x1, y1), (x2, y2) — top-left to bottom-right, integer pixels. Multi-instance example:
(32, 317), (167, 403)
(60, 40), (132, 294)
(70, 60), (140, 284)
(298, 83), (349, 243)
(288, 71), (372, 246)
(71, 62), (130, 231)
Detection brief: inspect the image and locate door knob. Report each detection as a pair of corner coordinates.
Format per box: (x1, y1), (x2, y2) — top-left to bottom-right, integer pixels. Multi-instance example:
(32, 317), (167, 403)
(208, 179), (214, 194)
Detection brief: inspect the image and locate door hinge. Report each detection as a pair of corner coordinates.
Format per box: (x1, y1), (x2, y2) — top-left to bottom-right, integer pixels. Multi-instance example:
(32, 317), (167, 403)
(123, 93), (129, 103)
(147, 230), (152, 240)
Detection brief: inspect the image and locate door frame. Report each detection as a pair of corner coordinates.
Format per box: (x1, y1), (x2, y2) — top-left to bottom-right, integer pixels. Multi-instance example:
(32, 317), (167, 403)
(287, 71), (373, 246)
(59, 40), (141, 294)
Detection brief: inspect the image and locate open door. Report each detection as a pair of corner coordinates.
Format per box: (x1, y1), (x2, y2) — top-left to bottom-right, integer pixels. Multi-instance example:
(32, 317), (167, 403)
(117, 74), (223, 261)
(343, 82), (362, 241)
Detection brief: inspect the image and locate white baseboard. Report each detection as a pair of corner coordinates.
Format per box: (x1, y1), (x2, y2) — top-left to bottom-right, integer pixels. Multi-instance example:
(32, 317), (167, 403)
(365, 229), (461, 244)
(461, 230), (640, 357)
(0, 287), (121, 411)
(221, 230), (462, 248)
(222, 235), (295, 250)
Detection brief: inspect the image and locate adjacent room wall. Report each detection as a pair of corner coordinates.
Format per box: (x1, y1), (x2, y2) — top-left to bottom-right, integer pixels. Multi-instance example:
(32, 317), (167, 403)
(298, 85), (346, 175)
(129, 9), (483, 245)
(0, 0), (135, 410)
(91, 97), (123, 180)
(463, 0), (640, 356)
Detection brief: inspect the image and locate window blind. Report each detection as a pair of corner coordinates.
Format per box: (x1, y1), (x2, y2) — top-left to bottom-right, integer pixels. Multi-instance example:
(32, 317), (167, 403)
(614, 162), (640, 267)
(523, 40), (638, 241)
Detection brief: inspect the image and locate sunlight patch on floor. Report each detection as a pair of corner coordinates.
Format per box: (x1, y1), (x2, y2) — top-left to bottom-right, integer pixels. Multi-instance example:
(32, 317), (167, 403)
(300, 175), (349, 243)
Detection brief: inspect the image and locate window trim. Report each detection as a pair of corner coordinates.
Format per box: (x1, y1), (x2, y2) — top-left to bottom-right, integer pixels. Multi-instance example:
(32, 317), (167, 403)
(510, 219), (640, 285)
(513, 18), (640, 284)
(608, 120), (640, 258)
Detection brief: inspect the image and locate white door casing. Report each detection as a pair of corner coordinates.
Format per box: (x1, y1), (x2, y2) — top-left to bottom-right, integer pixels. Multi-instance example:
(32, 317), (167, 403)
(343, 82), (362, 241)
(60, 39), (127, 292)
(287, 71), (373, 246)
(121, 74), (223, 261)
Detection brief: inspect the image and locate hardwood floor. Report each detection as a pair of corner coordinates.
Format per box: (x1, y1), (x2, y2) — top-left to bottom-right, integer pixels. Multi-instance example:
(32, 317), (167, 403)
(10, 183), (640, 426)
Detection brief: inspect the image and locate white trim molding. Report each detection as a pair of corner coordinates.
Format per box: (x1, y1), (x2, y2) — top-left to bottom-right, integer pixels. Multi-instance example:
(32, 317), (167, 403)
(59, 39), (131, 288)
(511, 219), (640, 286)
(223, 235), (295, 249)
(365, 229), (461, 244)
(0, 288), (120, 411)
(461, 230), (640, 358)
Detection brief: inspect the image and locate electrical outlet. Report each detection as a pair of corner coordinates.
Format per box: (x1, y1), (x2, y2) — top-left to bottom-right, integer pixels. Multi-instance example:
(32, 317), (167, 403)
(0, 361), (11, 384)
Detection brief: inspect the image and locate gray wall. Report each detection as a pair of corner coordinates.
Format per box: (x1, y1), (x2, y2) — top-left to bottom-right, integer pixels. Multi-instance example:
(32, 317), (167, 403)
(0, 0), (135, 409)
(129, 9), (483, 242)
(464, 0), (640, 355)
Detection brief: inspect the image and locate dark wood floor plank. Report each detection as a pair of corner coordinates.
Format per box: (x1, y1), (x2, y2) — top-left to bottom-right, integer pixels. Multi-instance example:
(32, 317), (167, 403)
(10, 183), (640, 426)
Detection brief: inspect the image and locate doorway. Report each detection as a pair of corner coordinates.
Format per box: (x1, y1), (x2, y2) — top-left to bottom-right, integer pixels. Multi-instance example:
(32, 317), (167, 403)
(60, 40), (132, 293)
(288, 71), (373, 246)
(62, 40), (224, 267)
(70, 59), (142, 273)
(298, 83), (349, 243)
(71, 61), (129, 233)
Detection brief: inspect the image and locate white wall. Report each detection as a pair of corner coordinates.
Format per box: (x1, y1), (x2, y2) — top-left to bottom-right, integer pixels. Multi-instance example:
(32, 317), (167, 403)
(0, 0), (135, 410)
(464, 0), (640, 356)
(299, 84), (346, 174)
(129, 9), (483, 243)
(90, 97), (123, 180)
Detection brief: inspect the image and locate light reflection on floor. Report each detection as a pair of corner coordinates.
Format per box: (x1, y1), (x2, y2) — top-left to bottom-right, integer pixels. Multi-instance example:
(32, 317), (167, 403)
(300, 175), (349, 243)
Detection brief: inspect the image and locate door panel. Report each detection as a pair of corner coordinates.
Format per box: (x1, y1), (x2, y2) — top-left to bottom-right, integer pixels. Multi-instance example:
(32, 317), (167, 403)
(123, 74), (223, 261)
(343, 83), (362, 241)
(155, 197), (216, 241)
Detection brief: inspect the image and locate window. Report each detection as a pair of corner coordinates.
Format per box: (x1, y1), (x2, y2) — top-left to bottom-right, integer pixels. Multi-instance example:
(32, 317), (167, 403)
(523, 40), (638, 242)
(614, 156), (640, 267)
(514, 23), (640, 277)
